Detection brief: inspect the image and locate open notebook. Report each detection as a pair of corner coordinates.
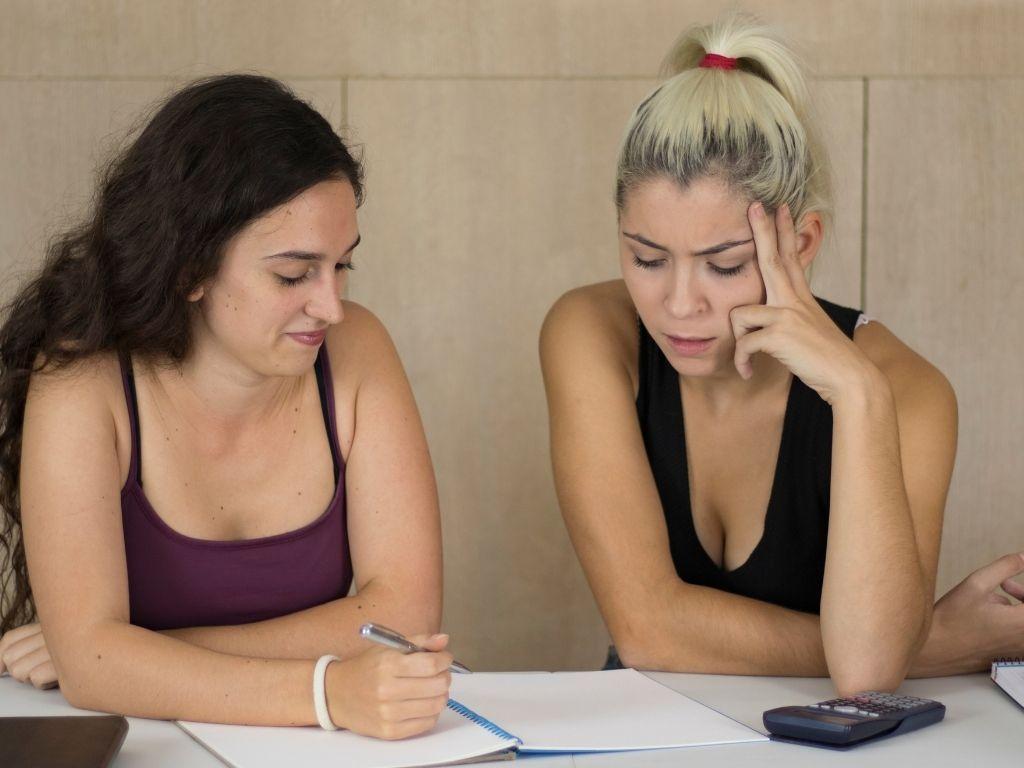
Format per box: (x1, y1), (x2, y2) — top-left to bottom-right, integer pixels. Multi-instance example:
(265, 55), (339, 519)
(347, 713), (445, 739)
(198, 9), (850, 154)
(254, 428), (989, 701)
(992, 659), (1024, 711)
(179, 669), (765, 768)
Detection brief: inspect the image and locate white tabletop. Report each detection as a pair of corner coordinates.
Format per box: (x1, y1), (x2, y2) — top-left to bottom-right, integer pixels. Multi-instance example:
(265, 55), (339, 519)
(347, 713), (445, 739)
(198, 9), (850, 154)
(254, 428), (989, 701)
(0, 676), (222, 767)
(2, 671), (1021, 766)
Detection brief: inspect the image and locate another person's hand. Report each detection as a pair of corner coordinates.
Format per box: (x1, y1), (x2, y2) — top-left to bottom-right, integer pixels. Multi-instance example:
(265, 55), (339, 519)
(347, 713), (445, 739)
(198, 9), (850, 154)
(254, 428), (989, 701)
(913, 553), (1024, 676)
(730, 203), (881, 405)
(326, 633), (452, 739)
(0, 622), (58, 689)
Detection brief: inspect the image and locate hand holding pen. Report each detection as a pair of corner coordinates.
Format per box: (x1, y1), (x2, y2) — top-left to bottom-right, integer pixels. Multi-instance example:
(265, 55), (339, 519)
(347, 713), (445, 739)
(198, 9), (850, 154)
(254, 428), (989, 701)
(321, 626), (457, 739)
(361, 623), (472, 673)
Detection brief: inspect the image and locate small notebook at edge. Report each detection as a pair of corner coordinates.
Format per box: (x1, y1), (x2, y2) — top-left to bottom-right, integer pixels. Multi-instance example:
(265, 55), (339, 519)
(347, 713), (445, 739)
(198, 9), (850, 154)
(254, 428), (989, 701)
(179, 668), (766, 768)
(991, 658), (1024, 710)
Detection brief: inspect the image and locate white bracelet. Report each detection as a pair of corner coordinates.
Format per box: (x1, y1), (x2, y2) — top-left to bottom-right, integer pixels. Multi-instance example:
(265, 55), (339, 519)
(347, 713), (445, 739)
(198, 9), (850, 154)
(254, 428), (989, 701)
(313, 654), (341, 730)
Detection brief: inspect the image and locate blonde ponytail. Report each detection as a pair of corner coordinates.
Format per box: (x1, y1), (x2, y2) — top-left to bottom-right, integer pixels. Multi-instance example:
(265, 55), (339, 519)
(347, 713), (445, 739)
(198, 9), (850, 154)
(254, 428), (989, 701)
(616, 12), (831, 231)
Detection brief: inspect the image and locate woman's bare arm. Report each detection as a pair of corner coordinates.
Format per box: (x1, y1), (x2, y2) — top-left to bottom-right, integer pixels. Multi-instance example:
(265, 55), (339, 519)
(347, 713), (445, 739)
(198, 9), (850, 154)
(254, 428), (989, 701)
(818, 320), (955, 691)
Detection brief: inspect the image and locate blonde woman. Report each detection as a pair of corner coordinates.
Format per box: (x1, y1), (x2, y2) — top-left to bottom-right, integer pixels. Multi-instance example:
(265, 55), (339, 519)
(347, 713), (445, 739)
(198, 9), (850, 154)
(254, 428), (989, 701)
(541, 14), (1022, 693)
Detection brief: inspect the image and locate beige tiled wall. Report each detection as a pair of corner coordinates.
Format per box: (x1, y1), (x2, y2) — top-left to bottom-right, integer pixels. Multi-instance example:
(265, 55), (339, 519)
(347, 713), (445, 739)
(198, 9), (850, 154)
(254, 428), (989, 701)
(865, 78), (1024, 595)
(2, 2), (1021, 670)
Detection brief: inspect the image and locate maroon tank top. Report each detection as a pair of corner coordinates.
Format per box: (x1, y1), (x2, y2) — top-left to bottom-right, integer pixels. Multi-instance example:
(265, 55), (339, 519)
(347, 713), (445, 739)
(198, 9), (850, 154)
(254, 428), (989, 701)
(119, 347), (352, 630)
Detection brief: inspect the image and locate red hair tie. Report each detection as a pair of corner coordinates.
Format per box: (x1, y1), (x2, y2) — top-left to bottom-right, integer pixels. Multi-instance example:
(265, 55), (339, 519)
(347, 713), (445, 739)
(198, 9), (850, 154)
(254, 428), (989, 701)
(699, 53), (738, 70)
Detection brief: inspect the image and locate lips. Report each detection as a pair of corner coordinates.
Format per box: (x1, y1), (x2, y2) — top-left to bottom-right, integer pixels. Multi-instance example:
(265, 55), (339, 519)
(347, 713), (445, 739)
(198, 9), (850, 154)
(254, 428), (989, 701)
(665, 334), (715, 356)
(286, 330), (327, 347)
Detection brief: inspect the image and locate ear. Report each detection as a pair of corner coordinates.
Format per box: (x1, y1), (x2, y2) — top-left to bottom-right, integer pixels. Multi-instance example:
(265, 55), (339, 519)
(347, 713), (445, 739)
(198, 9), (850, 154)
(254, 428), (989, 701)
(186, 285), (205, 302)
(795, 211), (823, 271)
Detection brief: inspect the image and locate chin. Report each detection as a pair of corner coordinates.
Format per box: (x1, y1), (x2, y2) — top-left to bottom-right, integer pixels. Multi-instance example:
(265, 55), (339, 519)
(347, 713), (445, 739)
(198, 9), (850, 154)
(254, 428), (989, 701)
(666, 357), (721, 377)
(250, 348), (316, 378)
(665, 349), (738, 379)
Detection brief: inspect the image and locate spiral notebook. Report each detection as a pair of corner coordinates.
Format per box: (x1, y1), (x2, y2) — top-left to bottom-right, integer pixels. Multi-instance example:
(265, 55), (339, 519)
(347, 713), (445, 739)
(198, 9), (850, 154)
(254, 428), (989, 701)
(991, 658), (1024, 711)
(178, 669), (765, 768)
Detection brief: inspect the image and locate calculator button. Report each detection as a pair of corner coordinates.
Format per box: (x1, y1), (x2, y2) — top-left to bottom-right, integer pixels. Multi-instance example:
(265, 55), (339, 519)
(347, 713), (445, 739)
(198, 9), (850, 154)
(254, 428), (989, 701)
(819, 704), (831, 710)
(834, 705), (860, 714)
(867, 712), (880, 717)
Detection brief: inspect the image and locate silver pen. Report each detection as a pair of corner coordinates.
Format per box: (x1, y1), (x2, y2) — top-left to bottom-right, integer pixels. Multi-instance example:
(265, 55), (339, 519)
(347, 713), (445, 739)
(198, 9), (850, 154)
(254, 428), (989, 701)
(359, 622), (472, 674)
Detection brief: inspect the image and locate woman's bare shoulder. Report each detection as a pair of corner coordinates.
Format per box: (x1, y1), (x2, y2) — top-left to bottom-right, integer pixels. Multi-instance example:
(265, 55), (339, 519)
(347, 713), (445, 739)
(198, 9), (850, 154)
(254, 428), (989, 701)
(541, 280), (638, 381)
(28, 350), (125, 408)
(324, 300), (400, 380)
(854, 321), (956, 416)
(24, 350), (131, 486)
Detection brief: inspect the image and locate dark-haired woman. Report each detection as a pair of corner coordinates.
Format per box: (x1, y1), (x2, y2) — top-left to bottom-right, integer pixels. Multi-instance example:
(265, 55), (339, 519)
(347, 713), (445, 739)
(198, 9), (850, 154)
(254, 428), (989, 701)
(0, 75), (450, 738)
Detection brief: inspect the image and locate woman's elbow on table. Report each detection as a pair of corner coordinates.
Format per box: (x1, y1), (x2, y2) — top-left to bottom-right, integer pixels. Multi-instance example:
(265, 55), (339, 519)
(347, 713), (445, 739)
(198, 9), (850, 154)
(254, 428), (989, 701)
(830, 653), (915, 697)
(46, 622), (127, 713)
(614, 639), (655, 671)
(54, 659), (109, 713)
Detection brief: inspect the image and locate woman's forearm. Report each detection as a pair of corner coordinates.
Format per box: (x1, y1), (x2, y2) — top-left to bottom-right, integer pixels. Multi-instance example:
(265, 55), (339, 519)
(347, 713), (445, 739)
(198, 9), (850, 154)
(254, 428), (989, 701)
(820, 371), (929, 692)
(161, 579), (438, 660)
(612, 576), (829, 677)
(58, 619), (317, 724)
(617, 576), (976, 682)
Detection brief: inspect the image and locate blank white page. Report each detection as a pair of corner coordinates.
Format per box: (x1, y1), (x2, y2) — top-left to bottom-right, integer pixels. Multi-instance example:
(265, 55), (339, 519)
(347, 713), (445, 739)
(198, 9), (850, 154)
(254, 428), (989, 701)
(449, 669), (766, 753)
(179, 703), (515, 768)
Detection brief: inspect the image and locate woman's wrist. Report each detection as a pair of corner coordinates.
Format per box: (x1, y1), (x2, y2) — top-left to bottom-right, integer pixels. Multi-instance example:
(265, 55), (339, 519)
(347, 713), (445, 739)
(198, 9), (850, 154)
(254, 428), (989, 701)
(324, 655), (352, 731)
(829, 363), (893, 419)
(910, 616), (986, 677)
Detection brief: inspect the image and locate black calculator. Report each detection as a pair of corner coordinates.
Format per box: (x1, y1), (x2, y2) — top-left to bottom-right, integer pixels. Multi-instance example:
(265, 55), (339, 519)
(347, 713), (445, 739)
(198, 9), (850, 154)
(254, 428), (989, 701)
(763, 692), (945, 749)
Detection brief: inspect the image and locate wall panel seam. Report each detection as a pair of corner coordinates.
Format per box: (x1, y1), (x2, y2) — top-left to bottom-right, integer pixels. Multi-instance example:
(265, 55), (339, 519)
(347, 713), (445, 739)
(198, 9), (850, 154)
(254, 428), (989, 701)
(860, 77), (869, 312)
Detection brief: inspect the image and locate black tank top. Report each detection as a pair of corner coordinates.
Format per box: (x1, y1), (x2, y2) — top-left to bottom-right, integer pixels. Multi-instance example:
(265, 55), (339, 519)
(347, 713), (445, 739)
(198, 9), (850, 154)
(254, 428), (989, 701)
(637, 297), (861, 615)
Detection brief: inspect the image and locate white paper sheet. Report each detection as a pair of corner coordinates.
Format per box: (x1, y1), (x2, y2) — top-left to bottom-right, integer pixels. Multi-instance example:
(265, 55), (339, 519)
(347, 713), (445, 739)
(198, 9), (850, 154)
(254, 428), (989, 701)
(179, 669), (766, 768)
(450, 669), (766, 752)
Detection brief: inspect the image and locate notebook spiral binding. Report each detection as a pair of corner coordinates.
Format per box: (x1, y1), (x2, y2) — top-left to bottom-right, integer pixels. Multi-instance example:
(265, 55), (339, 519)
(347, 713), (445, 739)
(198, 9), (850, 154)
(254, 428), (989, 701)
(994, 658), (1024, 665)
(446, 700), (521, 744)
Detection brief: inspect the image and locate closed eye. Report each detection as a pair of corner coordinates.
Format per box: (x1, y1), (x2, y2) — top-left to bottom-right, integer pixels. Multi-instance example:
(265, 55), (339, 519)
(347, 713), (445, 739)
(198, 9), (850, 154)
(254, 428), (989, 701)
(276, 271), (311, 286)
(276, 261), (354, 287)
(708, 262), (745, 277)
(632, 254), (664, 270)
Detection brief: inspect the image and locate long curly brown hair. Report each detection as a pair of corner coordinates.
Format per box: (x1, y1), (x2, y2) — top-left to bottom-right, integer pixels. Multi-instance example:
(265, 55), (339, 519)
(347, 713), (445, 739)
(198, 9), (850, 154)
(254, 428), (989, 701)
(0, 74), (364, 634)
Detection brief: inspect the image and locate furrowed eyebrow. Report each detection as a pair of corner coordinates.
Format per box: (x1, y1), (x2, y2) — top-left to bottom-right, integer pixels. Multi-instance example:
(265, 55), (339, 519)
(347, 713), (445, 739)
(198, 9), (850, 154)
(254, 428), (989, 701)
(692, 238), (753, 257)
(263, 234), (361, 262)
(623, 232), (670, 252)
(622, 231), (753, 257)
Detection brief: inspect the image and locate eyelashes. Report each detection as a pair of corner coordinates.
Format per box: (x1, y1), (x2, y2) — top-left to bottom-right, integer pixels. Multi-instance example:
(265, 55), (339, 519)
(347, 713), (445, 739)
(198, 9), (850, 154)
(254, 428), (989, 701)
(708, 263), (745, 277)
(632, 255), (661, 270)
(276, 262), (355, 287)
(631, 254), (746, 277)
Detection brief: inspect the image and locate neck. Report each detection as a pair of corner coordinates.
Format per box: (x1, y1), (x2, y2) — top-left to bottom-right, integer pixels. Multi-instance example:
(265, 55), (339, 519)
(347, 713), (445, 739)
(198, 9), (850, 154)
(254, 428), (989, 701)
(148, 329), (305, 432)
(680, 353), (791, 416)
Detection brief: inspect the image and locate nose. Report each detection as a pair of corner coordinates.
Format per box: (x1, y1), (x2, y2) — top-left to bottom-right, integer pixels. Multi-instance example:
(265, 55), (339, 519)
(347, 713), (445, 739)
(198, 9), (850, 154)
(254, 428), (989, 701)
(305, 273), (344, 325)
(664, 262), (708, 319)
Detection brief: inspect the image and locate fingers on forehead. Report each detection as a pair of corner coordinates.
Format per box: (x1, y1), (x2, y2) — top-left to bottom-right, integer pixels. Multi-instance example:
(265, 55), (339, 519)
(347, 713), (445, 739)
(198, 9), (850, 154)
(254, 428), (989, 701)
(749, 205), (786, 275)
(776, 205), (799, 253)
